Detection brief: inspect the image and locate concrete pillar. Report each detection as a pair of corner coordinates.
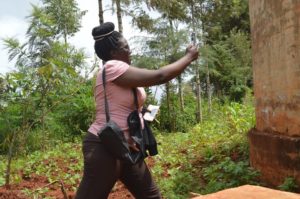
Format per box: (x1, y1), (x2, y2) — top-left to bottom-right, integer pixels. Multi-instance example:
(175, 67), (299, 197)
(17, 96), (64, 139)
(248, 0), (300, 187)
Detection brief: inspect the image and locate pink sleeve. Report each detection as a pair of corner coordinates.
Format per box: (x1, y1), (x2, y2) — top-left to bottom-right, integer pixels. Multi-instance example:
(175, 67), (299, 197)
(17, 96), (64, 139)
(105, 60), (129, 82)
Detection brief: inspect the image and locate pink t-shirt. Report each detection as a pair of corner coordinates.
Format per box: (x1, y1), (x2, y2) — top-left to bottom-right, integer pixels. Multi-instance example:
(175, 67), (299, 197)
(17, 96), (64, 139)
(88, 60), (146, 136)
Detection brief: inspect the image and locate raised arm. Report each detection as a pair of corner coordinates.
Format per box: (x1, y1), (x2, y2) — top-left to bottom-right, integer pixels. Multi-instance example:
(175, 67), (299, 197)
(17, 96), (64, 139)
(113, 45), (199, 88)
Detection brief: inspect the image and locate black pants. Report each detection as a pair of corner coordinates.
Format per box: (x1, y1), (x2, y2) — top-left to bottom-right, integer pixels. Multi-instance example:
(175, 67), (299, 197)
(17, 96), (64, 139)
(75, 133), (162, 199)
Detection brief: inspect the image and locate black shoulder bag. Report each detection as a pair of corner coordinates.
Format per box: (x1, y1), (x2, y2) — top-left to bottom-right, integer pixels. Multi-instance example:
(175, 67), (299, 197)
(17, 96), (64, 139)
(97, 67), (144, 164)
(127, 89), (158, 157)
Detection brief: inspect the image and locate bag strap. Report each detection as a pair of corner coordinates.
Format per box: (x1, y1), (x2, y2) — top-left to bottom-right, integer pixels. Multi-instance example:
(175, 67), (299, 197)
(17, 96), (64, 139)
(132, 88), (143, 132)
(102, 67), (110, 122)
(132, 88), (139, 111)
(102, 67), (140, 122)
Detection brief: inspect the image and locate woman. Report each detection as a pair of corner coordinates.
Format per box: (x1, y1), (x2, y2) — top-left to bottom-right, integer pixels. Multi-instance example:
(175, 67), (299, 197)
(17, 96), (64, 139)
(75, 22), (198, 199)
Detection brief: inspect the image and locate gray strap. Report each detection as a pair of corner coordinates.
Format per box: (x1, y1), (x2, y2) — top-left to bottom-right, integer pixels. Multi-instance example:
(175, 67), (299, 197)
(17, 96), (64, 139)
(102, 68), (110, 122)
(102, 68), (140, 126)
(132, 88), (139, 110)
(132, 88), (142, 131)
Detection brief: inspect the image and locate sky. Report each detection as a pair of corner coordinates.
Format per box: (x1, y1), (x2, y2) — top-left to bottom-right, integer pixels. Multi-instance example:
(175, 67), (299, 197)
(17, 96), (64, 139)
(0, 0), (143, 75)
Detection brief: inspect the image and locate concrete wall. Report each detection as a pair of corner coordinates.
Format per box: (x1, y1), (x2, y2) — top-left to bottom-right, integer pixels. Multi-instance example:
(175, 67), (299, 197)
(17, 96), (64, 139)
(250, 0), (300, 137)
(249, 0), (300, 187)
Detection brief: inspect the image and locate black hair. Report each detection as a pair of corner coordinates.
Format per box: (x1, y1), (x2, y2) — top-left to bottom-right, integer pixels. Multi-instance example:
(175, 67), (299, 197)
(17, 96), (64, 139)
(92, 22), (122, 61)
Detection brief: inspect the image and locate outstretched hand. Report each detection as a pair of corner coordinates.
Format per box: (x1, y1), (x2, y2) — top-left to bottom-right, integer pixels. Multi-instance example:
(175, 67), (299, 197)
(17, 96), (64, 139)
(186, 44), (199, 61)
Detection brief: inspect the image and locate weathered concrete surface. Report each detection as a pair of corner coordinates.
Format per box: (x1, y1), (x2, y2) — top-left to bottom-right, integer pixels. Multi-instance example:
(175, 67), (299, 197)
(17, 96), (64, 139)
(248, 128), (300, 186)
(249, 0), (300, 136)
(249, 0), (300, 187)
(192, 185), (300, 199)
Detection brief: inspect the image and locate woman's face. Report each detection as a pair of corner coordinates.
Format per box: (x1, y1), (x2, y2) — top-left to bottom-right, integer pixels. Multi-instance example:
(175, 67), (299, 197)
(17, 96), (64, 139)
(111, 37), (131, 64)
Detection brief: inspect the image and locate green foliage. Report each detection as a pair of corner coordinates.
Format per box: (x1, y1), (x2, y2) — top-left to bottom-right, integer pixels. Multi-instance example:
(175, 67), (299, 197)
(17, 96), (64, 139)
(199, 0), (250, 42)
(202, 157), (259, 193)
(278, 177), (299, 192)
(150, 101), (259, 198)
(150, 132), (201, 199)
(201, 30), (252, 102)
(146, 0), (188, 21)
(130, 10), (155, 32)
(0, 70), (93, 154)
(51, 79), (95, 138)
(42, 0), (86, 42)
(0, 160), (5, 186)
(0, 142), (83, 194)
(158, 84), (197, 132)
(0, 72), (38, 155)
(0, 0), (256, 196)
(0, 101), (263, 198)
(1, 0), (89, 156)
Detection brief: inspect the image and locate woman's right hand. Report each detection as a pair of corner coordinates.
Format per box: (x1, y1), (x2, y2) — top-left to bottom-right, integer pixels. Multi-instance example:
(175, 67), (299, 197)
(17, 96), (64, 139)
(186, 44), (199, 61)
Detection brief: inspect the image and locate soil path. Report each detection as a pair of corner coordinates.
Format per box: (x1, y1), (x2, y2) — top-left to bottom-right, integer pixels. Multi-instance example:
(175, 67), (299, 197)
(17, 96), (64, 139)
(0, 180), (133, 199)
(0, 157), (156, 199)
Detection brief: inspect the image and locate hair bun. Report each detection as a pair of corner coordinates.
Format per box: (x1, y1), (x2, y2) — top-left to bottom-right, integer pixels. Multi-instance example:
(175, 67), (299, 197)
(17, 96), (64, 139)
(92, 22), (115, 38)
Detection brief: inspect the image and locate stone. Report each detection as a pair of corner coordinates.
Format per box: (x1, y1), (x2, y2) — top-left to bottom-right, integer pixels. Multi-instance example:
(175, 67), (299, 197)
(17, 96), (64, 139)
(192, 185), (300, 199)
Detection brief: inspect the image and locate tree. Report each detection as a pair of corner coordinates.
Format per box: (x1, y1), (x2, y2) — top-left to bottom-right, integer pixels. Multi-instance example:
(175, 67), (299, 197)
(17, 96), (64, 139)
(115, 0), (124, 32)
(131, 0), (203, 125)
(98, 0), (104, 24)
(190, 0), (204, 123)
(1, 1), (88, 185)
(210, 30), (252, 101)
(110, 0), (130, 32)
(147, 20), (189, 131)
(186, 0), (251, 104)
(107, 0), (251, 126)
(0, 71), (40, 185)
(43, 0), (86, 44)
(196, 0), (250, 43)
(200, 45), (217, 113)
(128, 0), (189, 32)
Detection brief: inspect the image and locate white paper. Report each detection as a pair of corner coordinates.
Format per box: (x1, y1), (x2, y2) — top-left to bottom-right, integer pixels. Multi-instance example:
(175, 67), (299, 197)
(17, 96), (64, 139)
(143, 105), (160, 122)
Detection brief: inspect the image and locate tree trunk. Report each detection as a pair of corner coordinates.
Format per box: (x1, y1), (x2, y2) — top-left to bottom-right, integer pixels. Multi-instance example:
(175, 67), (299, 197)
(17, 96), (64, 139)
(165, 82), (171, 131)
(5, 128), (17, 186)
(196, 67), (202, 123)
(116, 0), (123, 33)
(206, 62), (212, 113)
(63, 31), (67, 45)
(190, 0), (202, 123)
(98, 0), (104, 25)
(170, 83), (176, 132)
(178, 75), (184, 111)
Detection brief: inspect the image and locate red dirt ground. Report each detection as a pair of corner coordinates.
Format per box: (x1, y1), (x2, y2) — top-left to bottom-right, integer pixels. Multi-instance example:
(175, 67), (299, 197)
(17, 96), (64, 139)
(0, 178), (133, 199)
(0, 157), (156, 199)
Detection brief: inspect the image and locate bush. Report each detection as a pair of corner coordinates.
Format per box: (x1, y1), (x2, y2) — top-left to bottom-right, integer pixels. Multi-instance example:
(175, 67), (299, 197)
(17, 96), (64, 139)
(151, 101), (259, 198)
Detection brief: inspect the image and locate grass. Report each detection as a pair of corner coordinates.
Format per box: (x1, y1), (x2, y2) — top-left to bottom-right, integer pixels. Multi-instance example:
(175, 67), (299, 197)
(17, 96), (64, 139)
(0, 102), (261, 199)
(150, 102), (259, 198)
